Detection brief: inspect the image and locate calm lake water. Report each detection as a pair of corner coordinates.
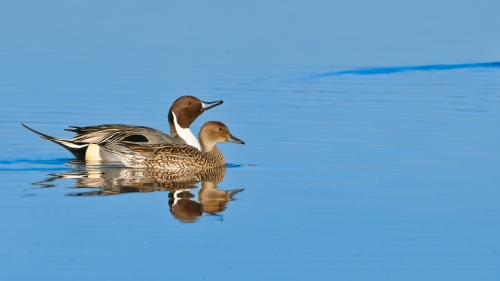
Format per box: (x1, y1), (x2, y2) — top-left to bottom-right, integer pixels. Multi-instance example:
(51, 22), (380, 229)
(1, 1), (500, 280)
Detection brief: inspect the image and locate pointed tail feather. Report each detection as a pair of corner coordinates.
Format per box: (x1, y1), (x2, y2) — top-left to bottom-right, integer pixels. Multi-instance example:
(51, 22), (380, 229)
(22, 123), (59, 141)
(22, 123), (89, 158)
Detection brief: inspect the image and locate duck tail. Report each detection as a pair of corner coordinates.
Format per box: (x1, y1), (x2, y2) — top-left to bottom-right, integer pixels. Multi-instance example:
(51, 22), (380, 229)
(21, 123), (88, 158)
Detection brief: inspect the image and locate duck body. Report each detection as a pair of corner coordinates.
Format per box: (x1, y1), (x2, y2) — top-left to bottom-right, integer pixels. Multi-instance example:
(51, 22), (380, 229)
(102, 121), (245, 170)
(65, 124), (180, 161)
(104, 143), (226, 170)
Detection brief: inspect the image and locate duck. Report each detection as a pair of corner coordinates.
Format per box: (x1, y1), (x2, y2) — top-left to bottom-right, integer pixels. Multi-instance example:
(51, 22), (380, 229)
(101, 121), (244, 170)
(22, 96), (222, 161)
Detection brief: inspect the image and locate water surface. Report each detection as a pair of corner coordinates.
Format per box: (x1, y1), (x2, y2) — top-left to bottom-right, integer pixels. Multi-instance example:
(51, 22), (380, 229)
(1, 1), (500, 280)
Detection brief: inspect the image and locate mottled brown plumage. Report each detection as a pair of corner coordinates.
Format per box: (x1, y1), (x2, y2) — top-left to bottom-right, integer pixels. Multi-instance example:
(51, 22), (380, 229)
(103, 121), (245, 170)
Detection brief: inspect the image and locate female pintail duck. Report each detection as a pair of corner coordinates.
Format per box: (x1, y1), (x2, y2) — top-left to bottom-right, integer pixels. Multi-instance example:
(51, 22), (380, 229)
(22, 96), (222, 161)
(101, 121), (244, 170)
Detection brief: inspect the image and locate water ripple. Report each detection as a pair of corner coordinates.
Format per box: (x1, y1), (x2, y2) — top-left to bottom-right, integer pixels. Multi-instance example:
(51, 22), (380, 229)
(0, 158), (70, 165)
(302, 61), (500, 79)
(0, 158), (71, 171)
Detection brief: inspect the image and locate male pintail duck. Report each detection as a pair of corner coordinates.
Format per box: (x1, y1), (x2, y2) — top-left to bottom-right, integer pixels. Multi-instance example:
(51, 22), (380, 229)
(101, 121), (244, 170)
(22, 96), (222, 161)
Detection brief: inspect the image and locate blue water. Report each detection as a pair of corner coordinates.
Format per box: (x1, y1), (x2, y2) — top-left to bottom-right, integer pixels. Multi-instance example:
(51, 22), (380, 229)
(1, 1), (500, 280)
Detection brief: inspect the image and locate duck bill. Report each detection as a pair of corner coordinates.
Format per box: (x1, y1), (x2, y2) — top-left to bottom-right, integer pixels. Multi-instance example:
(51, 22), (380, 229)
(227, 133), (245, 145)
(201, 100), (223, 111)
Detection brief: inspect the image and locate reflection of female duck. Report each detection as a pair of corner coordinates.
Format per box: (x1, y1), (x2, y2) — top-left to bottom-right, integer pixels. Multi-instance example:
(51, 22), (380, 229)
(101, 121), (244, 170)
(44, 165), (228, 195)
(36, 163), (243, 222)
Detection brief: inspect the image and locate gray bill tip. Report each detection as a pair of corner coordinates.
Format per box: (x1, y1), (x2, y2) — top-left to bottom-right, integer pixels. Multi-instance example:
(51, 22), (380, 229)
(201, 100), (223, 111)
(227, 133), (245, 145)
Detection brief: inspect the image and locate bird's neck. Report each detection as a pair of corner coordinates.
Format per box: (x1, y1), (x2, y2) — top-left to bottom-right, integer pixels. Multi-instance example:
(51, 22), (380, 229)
(170, 110), (201, 150)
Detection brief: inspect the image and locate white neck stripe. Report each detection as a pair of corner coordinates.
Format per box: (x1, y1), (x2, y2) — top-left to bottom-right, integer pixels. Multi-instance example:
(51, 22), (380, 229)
(172, 110), (201, 151)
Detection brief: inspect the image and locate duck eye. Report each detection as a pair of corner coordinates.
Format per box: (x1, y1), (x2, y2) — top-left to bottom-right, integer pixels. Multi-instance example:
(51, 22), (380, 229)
(188, 102), (192, 105)
(218, 128), (222, 131)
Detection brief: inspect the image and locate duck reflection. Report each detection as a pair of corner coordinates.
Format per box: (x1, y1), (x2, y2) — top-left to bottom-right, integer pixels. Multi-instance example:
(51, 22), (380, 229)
(36, 165), (243, 222)
(169, 181), (243, 222)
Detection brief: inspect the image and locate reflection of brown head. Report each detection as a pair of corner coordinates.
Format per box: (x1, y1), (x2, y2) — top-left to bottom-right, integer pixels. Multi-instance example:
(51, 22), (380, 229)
(200, 197), (228, 213)
(199, 181), (244, 214)
(169, 198), (203, 223)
